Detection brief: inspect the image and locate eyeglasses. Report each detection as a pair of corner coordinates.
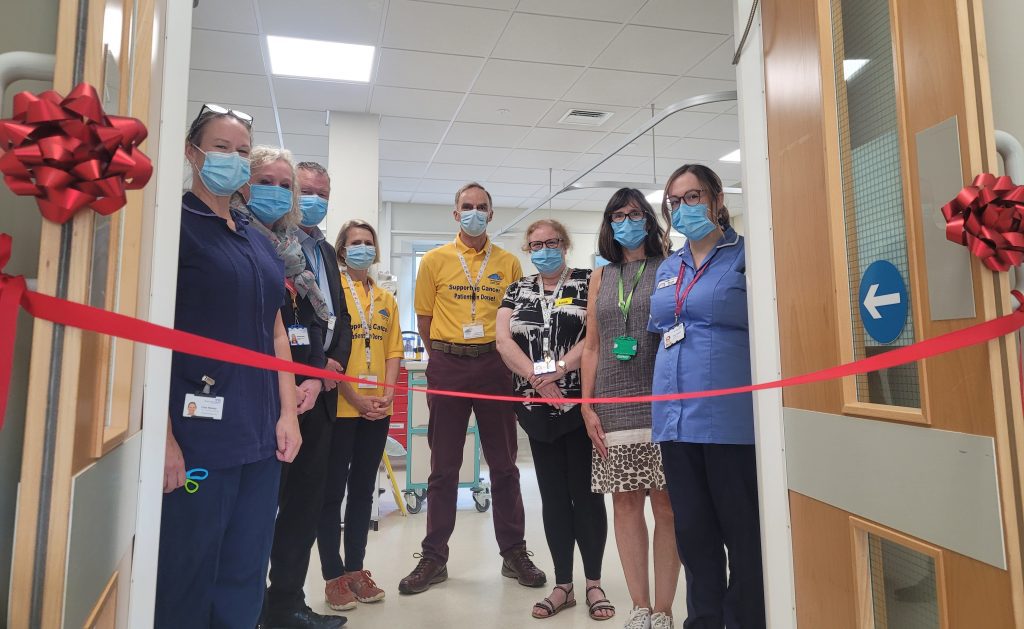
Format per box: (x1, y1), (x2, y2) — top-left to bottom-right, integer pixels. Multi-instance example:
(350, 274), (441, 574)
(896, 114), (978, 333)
(527, 238), (563, 252)
(198, 103), (254, 127)
(609, 208), (646, 223)
(666, 190), (705, 211)
(460, 203), (489, 212)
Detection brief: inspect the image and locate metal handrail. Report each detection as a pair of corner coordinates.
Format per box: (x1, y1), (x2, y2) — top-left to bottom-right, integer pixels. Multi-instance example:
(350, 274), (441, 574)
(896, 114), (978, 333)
(495, 90), (739, 236)
(995, 130), (1024, 307)
(0, 51), (55, 100)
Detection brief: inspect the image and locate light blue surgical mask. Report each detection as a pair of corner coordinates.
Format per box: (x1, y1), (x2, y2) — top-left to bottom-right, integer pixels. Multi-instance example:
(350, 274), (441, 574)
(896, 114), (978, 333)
(299, 195), (328, 227)
(345, 244), (376, 270)
(671, 203), (717, 240)
(248, 184), (293, 225)
(611, 218), (648, 250)
(459, 209), (489, 237)
(531, 248), (564, 275)
(193, 146), (250, 197)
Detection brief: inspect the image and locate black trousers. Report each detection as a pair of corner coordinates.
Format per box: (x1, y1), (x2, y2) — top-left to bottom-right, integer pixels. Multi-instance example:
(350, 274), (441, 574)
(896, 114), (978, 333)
(317, 414), (391, 579)
(528, 425), (608, 584)
(266, 395), (335, 611)
(660, 441), (766, 629)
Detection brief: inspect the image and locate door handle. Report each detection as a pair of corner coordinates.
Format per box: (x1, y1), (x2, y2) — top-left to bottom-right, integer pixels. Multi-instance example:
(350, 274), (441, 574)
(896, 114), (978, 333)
(0, 51), (55, 102)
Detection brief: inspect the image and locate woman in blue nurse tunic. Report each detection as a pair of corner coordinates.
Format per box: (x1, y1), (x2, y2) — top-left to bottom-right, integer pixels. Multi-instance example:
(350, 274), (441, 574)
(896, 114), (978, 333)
(648, 164), (766, 628)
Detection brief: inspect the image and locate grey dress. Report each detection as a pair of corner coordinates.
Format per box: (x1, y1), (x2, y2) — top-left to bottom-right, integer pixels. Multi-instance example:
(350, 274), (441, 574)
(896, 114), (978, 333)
(591, 257), (667, 493)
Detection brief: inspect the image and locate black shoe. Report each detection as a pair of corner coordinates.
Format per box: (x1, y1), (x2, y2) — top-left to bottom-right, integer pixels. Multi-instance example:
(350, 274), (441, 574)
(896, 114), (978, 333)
(263, 605), (346, 629)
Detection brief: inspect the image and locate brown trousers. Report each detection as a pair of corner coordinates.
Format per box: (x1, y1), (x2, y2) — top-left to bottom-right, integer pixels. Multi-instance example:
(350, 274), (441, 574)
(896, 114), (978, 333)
(421, 349), (525, 562)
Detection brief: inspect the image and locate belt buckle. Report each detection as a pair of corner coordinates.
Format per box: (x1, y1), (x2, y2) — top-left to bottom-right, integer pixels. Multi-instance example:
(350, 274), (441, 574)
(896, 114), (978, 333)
(468, 346), (479, 358)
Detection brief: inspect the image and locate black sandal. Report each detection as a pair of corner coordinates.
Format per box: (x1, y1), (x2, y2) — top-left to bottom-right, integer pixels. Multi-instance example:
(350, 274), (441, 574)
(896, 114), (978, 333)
(532, 584), (576, 619)
(586, 585), (616, 621)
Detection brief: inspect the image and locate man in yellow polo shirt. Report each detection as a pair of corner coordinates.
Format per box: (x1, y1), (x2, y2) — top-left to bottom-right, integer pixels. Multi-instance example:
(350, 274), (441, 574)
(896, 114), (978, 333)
(399, 182), (546, 595)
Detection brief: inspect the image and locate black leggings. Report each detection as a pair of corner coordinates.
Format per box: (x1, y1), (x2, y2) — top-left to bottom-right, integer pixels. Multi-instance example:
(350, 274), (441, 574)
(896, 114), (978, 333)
(528, 425), (608, 584)
(316, 415), (391, 579)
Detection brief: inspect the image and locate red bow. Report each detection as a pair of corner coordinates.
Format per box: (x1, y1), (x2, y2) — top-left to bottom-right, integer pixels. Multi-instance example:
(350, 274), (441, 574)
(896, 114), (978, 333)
(941, 173), (1024, 272)
(0, 83), (152, 224)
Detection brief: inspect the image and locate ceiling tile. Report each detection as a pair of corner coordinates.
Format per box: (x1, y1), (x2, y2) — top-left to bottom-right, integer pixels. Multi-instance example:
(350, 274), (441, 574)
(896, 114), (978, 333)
(383, 0), (508, 56)
(192, 0), (258, 33)
(257, 0), (383, 45)
(488, 167), (570, 185)
(614, 109), (716, 137)
(631, 0), (733, 35)
(587, 132), (680, 159)
(380, 177), (423, 192)
(370, 86), (464, 120)
(434, 144), (512, 166)
(519, 127), (605, 153)
(411, 192), (463, 206)
(379, 116), (450, 143)
(483, 182), (544, 197)
(380, 160), (428, 178)
(187, 100), (278, 135)
(456, 93), (553, 126)
(512, 0), (645, 22)
(593, 25), (726, 76)
(502, 149), (580, 170)
(490, 196), (529, 209)
(273, 78), (370, 111)
(415, 179), (467, 194)
(521, 196), (578, 210)
(654, 76), (736, 110)
(189, 70), (273, 108)
(537, 101), (637, 130)
(689, 114), (739, 141)
(282, 133), (329, 155)
(661, 137), (739, 161)
(563, 68), (671, 107)
(424, 163), (496, 180)
(492, 13), (621, 66)
(379, 140), (439, 162)
(685, 38), (737, 81)
(472, 59), (583, 100)
(277, 108), (329, 136)
(382, 190), (413, 203)
(444, 121), (531, 147)
(190, 30), (265, 75)
(376, 49), (484, 92)
(570, 152), (650, 173)
(432, 0), (518, 8)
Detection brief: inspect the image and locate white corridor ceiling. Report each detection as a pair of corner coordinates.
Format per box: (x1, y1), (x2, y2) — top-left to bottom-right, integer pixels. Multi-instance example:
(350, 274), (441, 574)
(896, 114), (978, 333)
(187, 0), (741, 213)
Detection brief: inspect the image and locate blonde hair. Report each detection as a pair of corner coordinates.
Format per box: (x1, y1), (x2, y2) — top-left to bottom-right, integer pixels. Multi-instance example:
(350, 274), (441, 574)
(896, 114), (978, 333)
(334, 220), (381, 267)
(248, 145), (301, 229)
(522, 219), (571, 252)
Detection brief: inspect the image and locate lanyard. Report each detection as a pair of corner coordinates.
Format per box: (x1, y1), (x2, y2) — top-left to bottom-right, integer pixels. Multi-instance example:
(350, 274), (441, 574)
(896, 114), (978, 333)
(342, 271), (375, 367)
(536, 266), (570, 353)
(673, 249), (720, 323)
(456, 243), (493, 322)
(617, 260), (647, 324)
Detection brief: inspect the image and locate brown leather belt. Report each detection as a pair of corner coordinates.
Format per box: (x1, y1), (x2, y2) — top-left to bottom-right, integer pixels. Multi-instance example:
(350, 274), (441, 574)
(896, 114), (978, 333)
(430, 340), (496, 357)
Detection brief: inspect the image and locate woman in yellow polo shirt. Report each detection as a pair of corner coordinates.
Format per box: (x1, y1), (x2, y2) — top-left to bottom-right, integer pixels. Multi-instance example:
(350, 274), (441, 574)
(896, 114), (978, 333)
(316, 219), (403, 610)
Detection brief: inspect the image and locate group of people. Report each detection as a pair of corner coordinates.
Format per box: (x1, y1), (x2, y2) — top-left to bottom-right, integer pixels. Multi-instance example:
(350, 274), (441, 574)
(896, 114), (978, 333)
(156, 103), (765, 629)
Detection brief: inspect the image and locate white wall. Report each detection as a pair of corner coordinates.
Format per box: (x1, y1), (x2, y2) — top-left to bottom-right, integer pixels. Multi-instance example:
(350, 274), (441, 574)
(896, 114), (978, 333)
(985, 0), (1024, 170)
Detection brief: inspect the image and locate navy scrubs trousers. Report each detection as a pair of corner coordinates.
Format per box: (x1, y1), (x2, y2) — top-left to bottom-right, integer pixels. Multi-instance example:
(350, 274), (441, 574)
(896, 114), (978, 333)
(660, 441), (766, 629)
(155, 456), (281, 629)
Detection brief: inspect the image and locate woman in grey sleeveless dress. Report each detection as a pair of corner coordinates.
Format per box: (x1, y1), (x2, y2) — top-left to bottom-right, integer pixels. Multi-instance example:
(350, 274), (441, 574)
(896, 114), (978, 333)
(581, 189), (681, 629)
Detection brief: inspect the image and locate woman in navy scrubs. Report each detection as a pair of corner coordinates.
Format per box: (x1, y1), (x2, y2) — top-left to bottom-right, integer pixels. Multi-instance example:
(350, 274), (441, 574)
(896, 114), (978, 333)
(156, 106), (303, 629)
(648, 164), (765, 628)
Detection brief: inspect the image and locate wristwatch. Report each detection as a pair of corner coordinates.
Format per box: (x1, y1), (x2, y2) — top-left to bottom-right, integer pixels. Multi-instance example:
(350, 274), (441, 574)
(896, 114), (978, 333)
(556, 360), (567, 374)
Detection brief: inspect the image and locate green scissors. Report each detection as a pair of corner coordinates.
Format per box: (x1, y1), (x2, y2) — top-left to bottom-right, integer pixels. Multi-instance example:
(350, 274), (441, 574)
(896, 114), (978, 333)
(184, 468), (209, 494)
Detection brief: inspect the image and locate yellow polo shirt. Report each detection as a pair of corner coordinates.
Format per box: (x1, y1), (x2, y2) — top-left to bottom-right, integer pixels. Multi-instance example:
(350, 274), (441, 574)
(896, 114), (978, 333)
(337, 274), (405, 418)
(414, 236), (523, 344)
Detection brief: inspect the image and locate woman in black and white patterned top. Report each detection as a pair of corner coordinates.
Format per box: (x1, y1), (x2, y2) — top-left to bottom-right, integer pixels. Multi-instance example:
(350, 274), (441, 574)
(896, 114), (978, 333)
(497, 220), (613, 622)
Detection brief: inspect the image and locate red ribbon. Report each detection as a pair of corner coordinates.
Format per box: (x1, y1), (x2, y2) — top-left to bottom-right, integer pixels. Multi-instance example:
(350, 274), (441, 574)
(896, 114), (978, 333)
(941, 173), (1024, 272)
(0, 83), (152, 224)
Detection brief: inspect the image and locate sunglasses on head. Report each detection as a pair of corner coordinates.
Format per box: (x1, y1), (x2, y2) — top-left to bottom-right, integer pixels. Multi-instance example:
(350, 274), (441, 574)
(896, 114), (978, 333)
(192, 103), (254, 131)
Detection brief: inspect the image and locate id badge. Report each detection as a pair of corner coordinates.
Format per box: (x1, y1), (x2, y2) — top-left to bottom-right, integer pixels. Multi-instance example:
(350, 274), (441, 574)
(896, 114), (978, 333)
(357, 374), (379, 389)
(533, 357), (557, 375)
(462, 322), (485, 340)
(288, 325), (310, 346)
(327, 315), (337, 331)
(657, 276), (678, 290)
(664, 323), (686, 348)
(183, 393), (225, 420)
(611, 335), (638, 361)
(554, 297), (574, 308)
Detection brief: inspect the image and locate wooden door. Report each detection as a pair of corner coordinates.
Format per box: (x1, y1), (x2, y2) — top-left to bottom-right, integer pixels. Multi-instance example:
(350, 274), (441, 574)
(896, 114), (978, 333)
(7, 0), (168, 626)
(762, 0), (1023, 626)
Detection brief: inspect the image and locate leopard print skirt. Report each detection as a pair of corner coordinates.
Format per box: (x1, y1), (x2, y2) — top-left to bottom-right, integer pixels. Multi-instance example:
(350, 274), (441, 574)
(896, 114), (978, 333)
(591, 442), (666, 494)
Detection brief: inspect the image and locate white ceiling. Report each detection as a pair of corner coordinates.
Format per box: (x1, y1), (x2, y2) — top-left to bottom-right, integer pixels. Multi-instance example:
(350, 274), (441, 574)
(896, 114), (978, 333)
(188, 0), (741, 213)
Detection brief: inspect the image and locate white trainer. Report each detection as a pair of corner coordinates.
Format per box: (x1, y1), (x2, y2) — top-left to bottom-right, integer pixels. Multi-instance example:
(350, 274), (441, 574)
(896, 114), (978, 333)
(651, 612), (674, 629)
(623, 607), (652, 629)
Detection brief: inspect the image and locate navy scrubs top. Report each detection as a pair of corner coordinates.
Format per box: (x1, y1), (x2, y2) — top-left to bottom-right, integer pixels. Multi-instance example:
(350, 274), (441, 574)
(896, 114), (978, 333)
(648, 227), (755, 445)
(169, 192), (286, 470)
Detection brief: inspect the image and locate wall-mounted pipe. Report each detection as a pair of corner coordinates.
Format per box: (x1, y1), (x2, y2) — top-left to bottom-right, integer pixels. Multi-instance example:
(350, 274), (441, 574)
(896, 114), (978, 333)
(994, 130), (1024, 306)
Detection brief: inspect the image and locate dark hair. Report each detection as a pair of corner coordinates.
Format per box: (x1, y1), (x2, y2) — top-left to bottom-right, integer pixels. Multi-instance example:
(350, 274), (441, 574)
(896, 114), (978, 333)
(297, 161), (330, 180)
(597, 188), (669, 264)
(185, 110), (252, 147)
(661, 163), (729, 229)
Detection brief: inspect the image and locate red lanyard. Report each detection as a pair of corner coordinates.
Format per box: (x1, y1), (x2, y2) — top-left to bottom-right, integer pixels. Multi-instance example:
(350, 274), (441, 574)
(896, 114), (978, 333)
(673, 250), (718, 322)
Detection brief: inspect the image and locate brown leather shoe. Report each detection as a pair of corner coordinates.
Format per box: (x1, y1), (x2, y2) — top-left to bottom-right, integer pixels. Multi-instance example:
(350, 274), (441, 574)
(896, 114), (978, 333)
(500, 547), (547, 588)
(398, 553), (448, 595)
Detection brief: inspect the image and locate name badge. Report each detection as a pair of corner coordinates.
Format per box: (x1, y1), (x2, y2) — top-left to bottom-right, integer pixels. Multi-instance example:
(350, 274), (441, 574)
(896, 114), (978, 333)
(533, 357), (557, 375)
(183, 393), (224, 420)
(462, 322), (485, 340)
(664, 323), (686, 348)
(327, 315), (337, 331)
(657, 276), (678, 290)
(357, 374), (379, 389)
(288, 325), (310, 346)
(554, 297), (574, 308)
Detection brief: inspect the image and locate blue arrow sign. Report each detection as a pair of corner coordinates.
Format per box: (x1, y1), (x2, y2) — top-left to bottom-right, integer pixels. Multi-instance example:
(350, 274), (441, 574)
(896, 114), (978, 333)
(859, 260), (908, 344)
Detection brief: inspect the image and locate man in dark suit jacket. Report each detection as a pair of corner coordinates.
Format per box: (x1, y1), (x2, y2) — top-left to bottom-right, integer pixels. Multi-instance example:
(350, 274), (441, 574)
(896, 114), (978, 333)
(264, 162), (353, 629)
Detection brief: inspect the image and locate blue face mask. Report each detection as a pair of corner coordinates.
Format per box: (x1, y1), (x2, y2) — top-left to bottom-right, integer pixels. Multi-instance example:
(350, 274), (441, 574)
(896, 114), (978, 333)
(194, 147), (250, 197)
(611, 217), (648, 250)
(345, 244), (376, 270)
(459, 209), (489, 237)
(248, 184), (293, 225)
(531, 248), (564, 275)
(299, 195), (328, 227)
(671, 203), (717, 240)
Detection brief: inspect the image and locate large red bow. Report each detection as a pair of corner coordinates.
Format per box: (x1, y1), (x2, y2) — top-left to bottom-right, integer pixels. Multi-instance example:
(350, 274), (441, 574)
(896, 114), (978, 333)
(941, 173), (1024, 272)
(0, 83), (152, 224)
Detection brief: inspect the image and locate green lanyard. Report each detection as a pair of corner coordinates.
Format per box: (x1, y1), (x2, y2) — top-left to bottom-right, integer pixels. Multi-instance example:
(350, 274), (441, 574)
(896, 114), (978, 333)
(616, 260), (647, 323)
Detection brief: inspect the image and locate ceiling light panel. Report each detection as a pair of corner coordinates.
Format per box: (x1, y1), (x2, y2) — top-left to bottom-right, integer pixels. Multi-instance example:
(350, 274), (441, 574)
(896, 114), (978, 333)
(267, 35), (375, 82)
